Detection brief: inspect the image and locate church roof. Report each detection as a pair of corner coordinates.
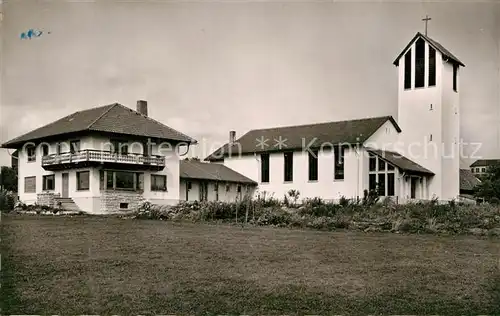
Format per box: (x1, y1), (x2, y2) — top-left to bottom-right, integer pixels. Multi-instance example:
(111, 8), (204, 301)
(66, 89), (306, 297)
(180, 159), (257, 184)
(366, 148), (434, 175)
(393, 32), (465, 67)
(1, 103), (197, 148)
(205, 116), (401, 161)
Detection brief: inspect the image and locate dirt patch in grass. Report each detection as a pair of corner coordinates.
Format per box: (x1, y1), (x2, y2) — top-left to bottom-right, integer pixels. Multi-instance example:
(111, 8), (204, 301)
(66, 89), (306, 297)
(2, 215), (500, 315)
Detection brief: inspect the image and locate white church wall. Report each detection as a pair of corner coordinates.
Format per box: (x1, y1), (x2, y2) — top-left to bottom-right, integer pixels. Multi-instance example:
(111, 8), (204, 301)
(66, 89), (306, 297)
(223, 148), (366, 202)
(364, 120), (400, 151)
(440, 60), (461, 200)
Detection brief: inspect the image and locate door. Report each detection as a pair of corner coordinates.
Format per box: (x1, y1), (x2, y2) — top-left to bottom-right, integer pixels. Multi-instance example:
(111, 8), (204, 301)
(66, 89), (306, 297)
(199, 181), (208, 201)
(410, 177), (417, 199)
(62, 173), (69, 198)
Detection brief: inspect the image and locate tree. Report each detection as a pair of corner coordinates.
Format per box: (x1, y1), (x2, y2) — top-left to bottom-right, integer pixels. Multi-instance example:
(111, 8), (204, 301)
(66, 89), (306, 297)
(474, 162), (500, 204)
(0, 166), (18, 192)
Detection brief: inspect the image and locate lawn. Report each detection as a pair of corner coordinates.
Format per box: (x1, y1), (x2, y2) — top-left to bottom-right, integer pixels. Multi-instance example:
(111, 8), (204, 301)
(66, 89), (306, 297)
(1, 215), (500, 315)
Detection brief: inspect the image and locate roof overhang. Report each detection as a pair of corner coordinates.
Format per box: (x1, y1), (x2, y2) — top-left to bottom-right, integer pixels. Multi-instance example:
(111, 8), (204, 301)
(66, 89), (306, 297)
(393, 32), (465, 67)
(366, 147), (435, 176)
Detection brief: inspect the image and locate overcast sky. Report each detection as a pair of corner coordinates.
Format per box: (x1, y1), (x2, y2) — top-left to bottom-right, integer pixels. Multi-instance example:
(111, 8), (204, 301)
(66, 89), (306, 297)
(1, 0), (499, 167)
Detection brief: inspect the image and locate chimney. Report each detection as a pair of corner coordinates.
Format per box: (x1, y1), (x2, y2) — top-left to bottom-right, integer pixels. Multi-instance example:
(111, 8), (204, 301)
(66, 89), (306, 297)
(137, 100), (148, 116)
(229, 130), (236, 144)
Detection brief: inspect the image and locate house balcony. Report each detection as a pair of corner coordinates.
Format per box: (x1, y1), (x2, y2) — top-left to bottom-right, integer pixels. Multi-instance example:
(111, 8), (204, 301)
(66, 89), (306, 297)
(41, 150), (166, 171)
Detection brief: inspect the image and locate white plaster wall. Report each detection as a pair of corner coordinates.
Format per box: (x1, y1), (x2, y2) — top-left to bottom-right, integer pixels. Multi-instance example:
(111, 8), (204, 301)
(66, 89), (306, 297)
(364, 120), (400, 151)
(440, 60), (461, 200)
(179, 179), (254, 202)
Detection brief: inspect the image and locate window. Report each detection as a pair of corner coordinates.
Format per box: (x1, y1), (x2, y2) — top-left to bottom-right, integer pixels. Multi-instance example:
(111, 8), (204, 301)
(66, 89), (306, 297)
(476, 167), (480, 173)
(120, 203), (128, 209)
(101, 170), (143, 190)
(404, 50), (412, 89)
(481, 167), (486, 173)
(453, 64), (458, 92)
(115, 171), (135, 190)
(237, 185), (242, 193)
(368, 155), (396, 197)
(226, 184), (230, 192)
(77, 171), (90, 190)
(24, 176), (36, 193)
(430, 104), (433, 111)
(120, 144), (128, 155)
(70, 140), (80, 154)
(308, 150), (318, 181)
(369, 154), (377, 172)
(387, 173), (395, 196)
(41, 144), (49, 156)
(284, 152), (293, 182)
(110, 139), (128, 154)
(369, 174), (377, 192)
(414, 38), (425, 88)
(334, 146), (345, 180)
(261, 153), (269, 183)
(106, 171), (114, 189)
(43, 174), (55, 190)
(26, 145), (36, 162)
(378, 174), (386, 196)
(430, 134), (433, 141)
(378, 159), (386, 171)
(151, 174), (167, 191)
(428, 46), (436, 86)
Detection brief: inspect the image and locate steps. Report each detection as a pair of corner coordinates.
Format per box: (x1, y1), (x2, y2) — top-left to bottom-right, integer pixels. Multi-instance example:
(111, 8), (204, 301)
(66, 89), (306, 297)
(54, 197), (82, 212)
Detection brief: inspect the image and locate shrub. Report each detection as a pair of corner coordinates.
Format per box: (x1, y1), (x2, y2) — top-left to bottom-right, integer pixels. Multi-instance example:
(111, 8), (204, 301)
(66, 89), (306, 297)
(0, 190), (16, 212)
(287, 189), (300, 206)
(339, 196), (350, 207)
(255, 207), (291, 227)
(134, 201), (172, 220)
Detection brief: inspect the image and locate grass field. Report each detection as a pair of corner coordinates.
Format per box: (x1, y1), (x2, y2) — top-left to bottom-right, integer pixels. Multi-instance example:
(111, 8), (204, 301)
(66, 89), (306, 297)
(2, 215), (500, 315)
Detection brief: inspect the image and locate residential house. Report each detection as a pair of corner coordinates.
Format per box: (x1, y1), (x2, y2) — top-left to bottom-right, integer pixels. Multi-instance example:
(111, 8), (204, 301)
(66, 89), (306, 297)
(1, 100), (197, 213)
(206, 32), (465, 203)
(11, 149), (18, 171)
(459, 168), (481, 201)
(179, 159), (257, 202)
(470, 159), (500, 178)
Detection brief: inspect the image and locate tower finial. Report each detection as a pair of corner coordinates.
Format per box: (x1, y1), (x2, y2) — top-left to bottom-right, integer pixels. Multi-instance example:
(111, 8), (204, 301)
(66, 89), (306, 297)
(422, 15), (431, 36)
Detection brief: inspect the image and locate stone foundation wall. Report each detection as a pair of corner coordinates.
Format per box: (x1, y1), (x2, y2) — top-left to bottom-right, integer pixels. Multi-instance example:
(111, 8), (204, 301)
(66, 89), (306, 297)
(100, 190), (145, 213)
(37, 192), (61, 208)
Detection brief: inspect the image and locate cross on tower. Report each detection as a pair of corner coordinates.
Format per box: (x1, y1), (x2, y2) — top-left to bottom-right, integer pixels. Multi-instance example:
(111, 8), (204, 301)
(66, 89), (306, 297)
(422, 15), (431, 36)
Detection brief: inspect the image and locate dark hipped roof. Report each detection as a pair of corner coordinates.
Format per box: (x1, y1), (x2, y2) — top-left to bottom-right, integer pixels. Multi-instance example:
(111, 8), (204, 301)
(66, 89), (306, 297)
(470, 159), (500, 168)
(180, 160), (257, 185)
(393, 32), (465, 67)
(205, 116), (401, 161)
(367, 148), (434, 175)
(1, 103), (196, 148)
(459, 169), (481, 192)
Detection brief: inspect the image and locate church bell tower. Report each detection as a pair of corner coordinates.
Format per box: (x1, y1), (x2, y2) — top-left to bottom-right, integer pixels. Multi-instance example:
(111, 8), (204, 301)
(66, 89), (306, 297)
(393, 20), (465, 201)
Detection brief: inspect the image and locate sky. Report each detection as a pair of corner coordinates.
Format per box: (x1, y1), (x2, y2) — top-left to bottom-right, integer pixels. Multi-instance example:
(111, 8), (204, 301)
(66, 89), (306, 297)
(1, 0), (499, 168)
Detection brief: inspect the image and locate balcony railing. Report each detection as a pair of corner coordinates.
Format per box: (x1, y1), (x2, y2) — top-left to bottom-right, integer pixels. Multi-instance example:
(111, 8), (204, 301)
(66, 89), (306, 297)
(41, 150), (165, 167)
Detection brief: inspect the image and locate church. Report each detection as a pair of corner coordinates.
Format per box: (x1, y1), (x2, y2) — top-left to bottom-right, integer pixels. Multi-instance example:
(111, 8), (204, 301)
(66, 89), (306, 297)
(205, 29), (464, 203)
